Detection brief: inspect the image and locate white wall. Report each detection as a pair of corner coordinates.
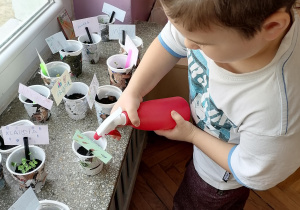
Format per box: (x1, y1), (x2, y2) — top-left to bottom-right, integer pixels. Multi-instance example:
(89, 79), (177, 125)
(0, 0), (73, 114)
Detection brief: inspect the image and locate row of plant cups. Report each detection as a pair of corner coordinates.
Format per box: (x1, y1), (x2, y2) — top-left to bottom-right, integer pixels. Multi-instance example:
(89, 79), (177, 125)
(0, 15), (144, 209)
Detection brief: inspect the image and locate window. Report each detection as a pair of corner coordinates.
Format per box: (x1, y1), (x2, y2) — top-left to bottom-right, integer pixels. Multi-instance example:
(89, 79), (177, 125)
(0, 0), (54, 50)
(0, 0), (72, 114)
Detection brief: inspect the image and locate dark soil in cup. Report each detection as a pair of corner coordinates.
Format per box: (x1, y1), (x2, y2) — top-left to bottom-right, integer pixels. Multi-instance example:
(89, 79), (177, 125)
(77, 146), (93, 156)
(25, 99), (33, 103)
(14, 159), (42, 174)
(61, 49), (74, 53)
(65, 93), (85, 100)
(62, 53), (82, 77)
(83, 41), (93, 44)
(95, 95), (117, 104)
(0, 135), (17, 150)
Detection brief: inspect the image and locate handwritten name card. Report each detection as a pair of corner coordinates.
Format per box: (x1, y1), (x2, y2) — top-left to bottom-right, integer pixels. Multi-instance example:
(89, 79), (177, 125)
(45, 31), (69, 54)
(1, 125), (49, 145)
(18, 83), (53, 110)
(72, 17), (99, 37)
(72, 130), (112, 164)
(87, 74), (99, 110)
(51, 70), (72, 105)
(109, 24), (135, 40)
(102, 3), (126, 22)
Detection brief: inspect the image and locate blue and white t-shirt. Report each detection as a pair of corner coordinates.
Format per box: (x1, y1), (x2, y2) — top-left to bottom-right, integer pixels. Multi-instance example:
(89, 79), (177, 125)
(158, 12), (300, 190)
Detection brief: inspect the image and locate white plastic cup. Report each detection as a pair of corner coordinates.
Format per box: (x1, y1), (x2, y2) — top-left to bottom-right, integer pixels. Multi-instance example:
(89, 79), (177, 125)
(41, 61), (71, 88)
(59, 40), (83, 77)
(97, 14), (115, 42)
(106, 54), (134, 91)
(38, 200), (70, 210)
(63, 82), (89, 120)
(78, 33), (101, 64)
(0, 153), (5, 190)
(72, 131), (107, 176)
(6, 145), (47, 193)
(18, 85), (51, 123)
(94, 85), (122, 126)
(118, 35), (143, 54)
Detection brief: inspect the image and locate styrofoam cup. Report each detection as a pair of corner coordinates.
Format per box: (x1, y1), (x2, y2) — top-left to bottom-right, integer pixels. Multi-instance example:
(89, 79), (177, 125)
(72, 131), (107, 176)
(78, 33), (101, 64)
(63, 82), (89, 120)
(18, 85), (51, 123)
(97, 14), (115, 42)
(94, 85), (122, 125)
(6, 145), (47, 193)
(59, 40), (83, 77)
(41, 61), (71, 88)
(106, 54), (134, 91)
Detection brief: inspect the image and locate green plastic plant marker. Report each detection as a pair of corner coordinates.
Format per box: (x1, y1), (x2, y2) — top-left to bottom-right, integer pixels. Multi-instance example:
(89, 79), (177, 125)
(36, 49), (49, 76)
(72, 130), (112, 164)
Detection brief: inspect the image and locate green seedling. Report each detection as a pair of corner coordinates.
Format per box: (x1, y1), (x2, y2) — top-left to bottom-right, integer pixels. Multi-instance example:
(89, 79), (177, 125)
(11, 152), (38, 174)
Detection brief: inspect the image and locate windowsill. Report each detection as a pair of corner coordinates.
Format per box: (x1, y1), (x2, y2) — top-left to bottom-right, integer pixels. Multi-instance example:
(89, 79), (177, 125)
(0, 0), (73, 114)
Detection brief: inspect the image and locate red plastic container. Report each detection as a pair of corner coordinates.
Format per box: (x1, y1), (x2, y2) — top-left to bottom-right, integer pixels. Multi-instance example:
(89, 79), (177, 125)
(125, 96), (190, 130)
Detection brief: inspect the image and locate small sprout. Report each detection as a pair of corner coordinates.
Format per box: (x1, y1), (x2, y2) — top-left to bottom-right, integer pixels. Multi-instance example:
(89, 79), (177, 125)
(11, 153), (39, 174)
(56, 74), (60, 77)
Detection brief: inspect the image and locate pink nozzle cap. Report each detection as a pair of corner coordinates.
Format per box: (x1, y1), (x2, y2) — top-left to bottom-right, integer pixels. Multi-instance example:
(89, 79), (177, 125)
(94, 132), (101, 140)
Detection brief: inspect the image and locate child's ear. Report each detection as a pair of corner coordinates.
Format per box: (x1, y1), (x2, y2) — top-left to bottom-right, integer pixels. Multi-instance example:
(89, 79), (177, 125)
(261, 8), (291, 41)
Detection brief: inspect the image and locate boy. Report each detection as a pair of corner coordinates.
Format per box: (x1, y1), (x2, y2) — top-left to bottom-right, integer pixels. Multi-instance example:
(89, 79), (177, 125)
(112, 0), (300, 209)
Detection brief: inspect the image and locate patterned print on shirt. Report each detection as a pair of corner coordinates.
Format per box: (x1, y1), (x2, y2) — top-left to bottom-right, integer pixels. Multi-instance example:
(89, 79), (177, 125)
(188, 49), (236, 142)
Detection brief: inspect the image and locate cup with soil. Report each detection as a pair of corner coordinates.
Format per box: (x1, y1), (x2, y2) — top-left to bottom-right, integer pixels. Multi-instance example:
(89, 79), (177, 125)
(72, 131), (107, 176)
(78, 33), (101, 64)
(6, 143), (47, 193)
(118, 35), (143, 66)
(41, 61), (71, 88)
(106, 54), (134, 91)
(59, 40), (83, 77)
(0, 120), (34, 154)
(94, 85), (122, 125)
(63, 82), (89, 120)
(0, 153), (5, 190)
(97, 14), (115, 42)
(18, 85), (51, 123)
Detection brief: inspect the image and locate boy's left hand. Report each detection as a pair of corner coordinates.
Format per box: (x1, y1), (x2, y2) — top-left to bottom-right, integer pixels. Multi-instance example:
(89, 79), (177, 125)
(155, 110), (196, 144)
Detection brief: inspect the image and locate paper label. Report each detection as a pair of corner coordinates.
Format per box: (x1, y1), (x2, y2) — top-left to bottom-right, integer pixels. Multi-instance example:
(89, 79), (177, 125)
(72, 16), (99, 37)
(87, 74), (100, 110)
(18, 83), (53, 110)
(45, 31), (68, 54)
(72, 130), (112, 164)
(1, 125), (49, 145)
(8, 187), (40, 210)
(102, 3), (126, 22)
(51, 70), (72, 105)
(109, 24), (135, 40)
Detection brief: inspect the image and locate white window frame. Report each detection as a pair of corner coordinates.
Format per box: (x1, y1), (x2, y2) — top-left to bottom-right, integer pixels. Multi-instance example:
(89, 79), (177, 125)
(0, 0), (73, 114)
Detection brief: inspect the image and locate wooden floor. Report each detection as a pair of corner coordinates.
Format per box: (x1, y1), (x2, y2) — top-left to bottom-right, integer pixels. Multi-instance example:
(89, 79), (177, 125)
(129, 131), (300, 210)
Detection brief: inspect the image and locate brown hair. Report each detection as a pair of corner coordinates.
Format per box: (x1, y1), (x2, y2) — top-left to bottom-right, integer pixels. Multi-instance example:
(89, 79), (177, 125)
(160, 0), (296, 39)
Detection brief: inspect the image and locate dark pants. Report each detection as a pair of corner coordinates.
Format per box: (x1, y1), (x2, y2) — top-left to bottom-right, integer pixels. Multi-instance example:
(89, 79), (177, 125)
(173, 161), (250, 210)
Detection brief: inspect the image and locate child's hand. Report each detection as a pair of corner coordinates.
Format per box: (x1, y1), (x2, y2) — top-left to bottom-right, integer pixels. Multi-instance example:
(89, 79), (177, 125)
(155, 110), (196, 143)
(110, 90), (143, 127)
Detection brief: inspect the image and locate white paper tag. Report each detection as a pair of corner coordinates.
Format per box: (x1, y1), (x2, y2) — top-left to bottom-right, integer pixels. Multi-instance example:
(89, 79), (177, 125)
(109, 24), (135, 40)
(102, 3), (126, 22)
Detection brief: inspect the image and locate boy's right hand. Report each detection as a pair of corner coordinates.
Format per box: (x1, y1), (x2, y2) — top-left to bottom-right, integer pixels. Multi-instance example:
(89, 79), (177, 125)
(110, 90), (143, 127)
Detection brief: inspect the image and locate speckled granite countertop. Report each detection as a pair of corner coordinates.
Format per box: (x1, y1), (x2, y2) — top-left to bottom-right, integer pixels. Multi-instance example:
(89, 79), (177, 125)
(0, 21), (163, 210)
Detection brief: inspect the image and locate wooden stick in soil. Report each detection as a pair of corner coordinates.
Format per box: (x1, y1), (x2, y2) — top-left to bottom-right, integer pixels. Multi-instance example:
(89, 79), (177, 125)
(85, 27), (94, 44)
(23, 137), (30, 160)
